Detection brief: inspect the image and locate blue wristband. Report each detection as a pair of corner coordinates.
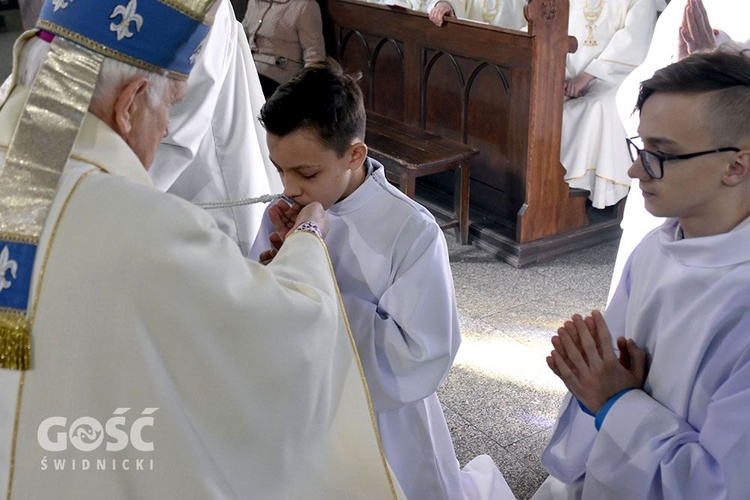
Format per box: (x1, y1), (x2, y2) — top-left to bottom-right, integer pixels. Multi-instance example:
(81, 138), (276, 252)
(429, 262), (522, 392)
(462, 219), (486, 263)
(594, 389), (634, 431)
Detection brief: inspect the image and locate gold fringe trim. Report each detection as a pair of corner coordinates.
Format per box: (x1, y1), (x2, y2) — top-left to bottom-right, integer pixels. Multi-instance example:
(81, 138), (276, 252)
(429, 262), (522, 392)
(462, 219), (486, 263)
(0, 232), (37, 245)
(0, 309), (30, 370)
(158, 0), (216, 22)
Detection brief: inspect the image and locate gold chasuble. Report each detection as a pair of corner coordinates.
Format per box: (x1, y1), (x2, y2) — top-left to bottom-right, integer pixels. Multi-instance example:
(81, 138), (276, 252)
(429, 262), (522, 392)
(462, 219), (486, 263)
(0, 0), (403, 498)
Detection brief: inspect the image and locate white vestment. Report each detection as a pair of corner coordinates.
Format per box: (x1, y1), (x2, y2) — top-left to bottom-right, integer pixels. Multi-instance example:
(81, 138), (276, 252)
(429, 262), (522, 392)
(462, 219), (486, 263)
(361, 0), (428, 13)
(609, 0), (750, 301)
(150, 0), (281, 257)
(561, 0), (657, 208)
(0, 83), (403, 499)
(423, 0), (527, 30)
(534, 217), (750, 499)
(250, 160), (515, 500)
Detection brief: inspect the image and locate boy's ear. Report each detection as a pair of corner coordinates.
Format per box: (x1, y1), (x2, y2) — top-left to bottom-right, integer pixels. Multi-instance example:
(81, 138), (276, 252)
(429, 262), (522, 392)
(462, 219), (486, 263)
(723, 148), (750, 187)
(347, 141), (368, 170)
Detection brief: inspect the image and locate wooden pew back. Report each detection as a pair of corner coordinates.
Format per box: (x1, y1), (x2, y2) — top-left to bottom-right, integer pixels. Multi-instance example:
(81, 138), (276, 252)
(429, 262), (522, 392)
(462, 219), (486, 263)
(326, 0), (589, 248)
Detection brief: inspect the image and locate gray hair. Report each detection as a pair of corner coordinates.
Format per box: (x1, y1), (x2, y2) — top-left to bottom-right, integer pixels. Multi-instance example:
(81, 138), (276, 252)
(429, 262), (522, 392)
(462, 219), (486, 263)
(18, 36), (171, 110)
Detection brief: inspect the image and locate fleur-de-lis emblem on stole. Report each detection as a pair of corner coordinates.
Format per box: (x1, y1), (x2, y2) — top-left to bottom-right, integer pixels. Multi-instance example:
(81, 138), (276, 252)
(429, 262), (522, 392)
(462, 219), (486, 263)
(0, 245), (18, 292)
(52, 0), (73, 11)
(190, 38), (208, 66)
(110, 0), (144, 41)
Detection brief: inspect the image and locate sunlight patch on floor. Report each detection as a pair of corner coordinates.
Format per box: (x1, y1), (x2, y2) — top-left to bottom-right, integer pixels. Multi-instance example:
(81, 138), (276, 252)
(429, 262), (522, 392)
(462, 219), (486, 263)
(454, 332), (567, 393)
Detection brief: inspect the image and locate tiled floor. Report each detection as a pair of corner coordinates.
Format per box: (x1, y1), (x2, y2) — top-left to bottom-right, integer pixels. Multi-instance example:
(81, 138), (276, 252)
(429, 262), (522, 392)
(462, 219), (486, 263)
(441, 235), (619, 499)
(0, 14), (622, 498)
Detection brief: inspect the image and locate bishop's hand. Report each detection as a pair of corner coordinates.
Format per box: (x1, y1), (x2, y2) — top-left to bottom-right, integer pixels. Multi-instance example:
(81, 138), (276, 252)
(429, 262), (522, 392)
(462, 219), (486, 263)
(293, 202), (329, 238)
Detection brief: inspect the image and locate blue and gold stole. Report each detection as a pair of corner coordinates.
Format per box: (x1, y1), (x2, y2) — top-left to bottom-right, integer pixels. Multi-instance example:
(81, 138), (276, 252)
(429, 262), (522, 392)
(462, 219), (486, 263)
(0, 36), (102, 370)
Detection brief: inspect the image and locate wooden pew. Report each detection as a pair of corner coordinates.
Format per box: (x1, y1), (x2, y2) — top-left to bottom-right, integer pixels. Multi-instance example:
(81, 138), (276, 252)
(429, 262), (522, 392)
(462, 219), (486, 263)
(323, 0), (622, 266)
(366, 111), (478, 244)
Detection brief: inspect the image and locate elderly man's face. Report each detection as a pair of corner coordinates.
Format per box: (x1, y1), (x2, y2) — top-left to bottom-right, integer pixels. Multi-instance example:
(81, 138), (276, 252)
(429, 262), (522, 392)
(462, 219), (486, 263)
(128, 80), (187, 168)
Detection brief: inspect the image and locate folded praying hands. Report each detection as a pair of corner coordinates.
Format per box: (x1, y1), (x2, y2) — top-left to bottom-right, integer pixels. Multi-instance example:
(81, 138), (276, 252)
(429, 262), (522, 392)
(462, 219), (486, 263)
(678, 0), (717, 60)
(546, 310), (647, 414)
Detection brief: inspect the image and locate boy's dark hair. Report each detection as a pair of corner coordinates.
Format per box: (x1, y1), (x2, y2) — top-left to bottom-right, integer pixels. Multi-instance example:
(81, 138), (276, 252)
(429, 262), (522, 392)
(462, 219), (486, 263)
(637, 46), (750, 145)
(259, 58), (366, 158)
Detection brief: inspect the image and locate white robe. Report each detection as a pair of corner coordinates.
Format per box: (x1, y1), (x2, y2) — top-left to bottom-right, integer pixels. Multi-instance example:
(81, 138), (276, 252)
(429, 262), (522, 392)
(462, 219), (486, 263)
(609, 0), (750, 302)
(365, 0), (429, 13)
(150, 0), (281, 257)
(561, 0), (657, 208)
(0, 85), (403, 499)
(423, 0), (527, 30)
(250, 160), (515, 500)
(534, 217), (750, 499)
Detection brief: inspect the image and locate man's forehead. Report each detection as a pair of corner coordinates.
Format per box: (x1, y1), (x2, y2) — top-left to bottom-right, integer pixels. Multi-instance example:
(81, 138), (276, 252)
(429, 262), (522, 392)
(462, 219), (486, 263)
(638, 92), (710, 139)
(641, 91), (709, 113)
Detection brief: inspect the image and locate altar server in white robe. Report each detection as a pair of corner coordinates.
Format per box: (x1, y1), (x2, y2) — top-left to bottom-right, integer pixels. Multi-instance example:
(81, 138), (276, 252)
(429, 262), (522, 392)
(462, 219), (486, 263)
(150, 0), (281, 256)
(609, 0), (750, 302)
(534, 47), (750, 499)
(427, 0), (526, 29)
(0, 2), (404, 498)
(560, 0), (657, 208)
(250, 60), (515, 500)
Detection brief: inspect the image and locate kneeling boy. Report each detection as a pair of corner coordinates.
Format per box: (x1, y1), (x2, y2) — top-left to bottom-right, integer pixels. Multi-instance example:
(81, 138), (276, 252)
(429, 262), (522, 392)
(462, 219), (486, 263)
(537, 47), (750, 499)
(250, 60), (512, 500)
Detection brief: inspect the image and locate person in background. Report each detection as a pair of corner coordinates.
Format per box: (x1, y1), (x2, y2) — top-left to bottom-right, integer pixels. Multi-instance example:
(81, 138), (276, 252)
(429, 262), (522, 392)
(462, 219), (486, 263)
(242, 0), (326, 97)
(427, 0), (659, 209)
(150, 0), (281, 255)
(559, 0), (659, 209)
(427, 0), (526, 29)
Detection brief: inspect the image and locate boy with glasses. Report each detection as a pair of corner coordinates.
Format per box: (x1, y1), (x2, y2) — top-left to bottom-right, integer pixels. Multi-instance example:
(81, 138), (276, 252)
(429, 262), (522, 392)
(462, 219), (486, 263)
(626, 136), (739, 180)
(533, 47), (750, 499)
(609, 0), (750, 303)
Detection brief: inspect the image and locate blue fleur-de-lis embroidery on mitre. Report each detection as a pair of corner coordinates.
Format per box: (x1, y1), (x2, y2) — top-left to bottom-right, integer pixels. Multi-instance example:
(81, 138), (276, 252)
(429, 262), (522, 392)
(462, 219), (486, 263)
(0, 246), (18, 292)
(52, 0), (73, 12)
(110, 0), (144, 41)
(189, 38), (208, 66)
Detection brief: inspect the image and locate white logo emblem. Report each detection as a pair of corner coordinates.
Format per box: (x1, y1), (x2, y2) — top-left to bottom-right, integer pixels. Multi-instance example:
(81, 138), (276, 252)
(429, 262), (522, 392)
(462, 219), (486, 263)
(0, 245), (18, 292)
(52, 0), (73, 12)
(109, 0), (144, 41)
(38, 408), (158, 452)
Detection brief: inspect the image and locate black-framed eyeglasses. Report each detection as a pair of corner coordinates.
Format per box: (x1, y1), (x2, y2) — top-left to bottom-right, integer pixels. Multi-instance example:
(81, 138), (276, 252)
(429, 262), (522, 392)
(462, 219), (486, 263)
(626, 136), (740, 180)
